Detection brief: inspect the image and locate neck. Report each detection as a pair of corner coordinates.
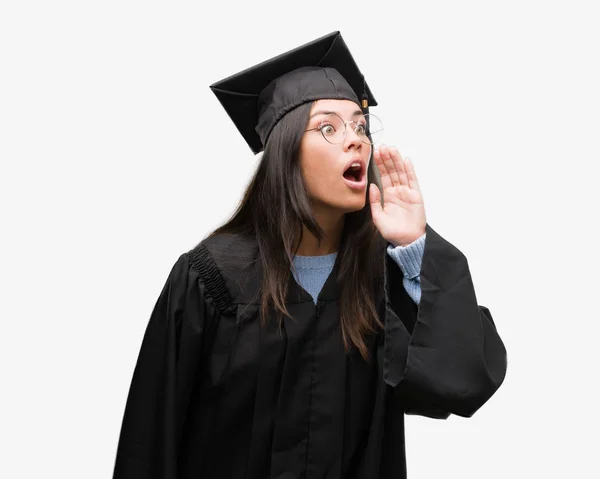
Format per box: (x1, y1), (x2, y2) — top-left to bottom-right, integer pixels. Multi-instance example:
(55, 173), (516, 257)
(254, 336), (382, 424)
(294, 210), (344, 256)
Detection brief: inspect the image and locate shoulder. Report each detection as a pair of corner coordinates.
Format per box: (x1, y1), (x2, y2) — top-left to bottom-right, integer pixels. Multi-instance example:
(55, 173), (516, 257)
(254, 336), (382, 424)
(186, 232), (261, 305)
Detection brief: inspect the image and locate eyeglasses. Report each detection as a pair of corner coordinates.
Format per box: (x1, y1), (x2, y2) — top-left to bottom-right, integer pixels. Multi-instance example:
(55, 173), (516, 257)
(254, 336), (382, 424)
(304, 112), (384, 145)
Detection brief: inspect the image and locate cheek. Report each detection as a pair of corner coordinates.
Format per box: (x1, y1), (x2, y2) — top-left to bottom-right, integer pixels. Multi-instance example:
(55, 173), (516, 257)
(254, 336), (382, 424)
(300, 142), (334, 189)
(302, 160), (324, 196)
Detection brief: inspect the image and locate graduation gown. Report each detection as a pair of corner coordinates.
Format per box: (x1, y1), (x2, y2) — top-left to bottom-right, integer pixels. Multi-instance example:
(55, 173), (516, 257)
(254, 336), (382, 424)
(112, 223), (507, 479)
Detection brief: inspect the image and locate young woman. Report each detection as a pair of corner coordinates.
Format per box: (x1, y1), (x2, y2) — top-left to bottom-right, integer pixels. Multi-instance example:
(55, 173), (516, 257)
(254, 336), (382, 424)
(112, 31), (507, 479)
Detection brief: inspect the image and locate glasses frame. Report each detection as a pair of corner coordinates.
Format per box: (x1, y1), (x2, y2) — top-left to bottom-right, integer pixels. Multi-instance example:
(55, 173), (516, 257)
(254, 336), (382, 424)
(304, 112), (383, 146)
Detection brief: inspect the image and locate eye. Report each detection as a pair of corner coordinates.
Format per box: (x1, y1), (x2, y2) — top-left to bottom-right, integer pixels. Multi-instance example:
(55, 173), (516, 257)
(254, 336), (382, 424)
(319, 123), (336, 136)
(355, 123), (367, 135)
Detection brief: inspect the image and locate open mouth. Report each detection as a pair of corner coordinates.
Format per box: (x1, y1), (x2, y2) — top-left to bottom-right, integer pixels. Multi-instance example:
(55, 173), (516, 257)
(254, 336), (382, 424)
(343, 162), (365, 183)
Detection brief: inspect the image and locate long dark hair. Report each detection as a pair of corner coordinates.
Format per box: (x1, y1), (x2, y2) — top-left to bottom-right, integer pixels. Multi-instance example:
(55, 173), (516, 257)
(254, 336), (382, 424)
(208, 101), (385, 360)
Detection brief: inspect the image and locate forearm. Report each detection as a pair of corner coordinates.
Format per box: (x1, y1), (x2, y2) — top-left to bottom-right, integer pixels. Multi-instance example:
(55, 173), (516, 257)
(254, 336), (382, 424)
(386, 233), (425, 304)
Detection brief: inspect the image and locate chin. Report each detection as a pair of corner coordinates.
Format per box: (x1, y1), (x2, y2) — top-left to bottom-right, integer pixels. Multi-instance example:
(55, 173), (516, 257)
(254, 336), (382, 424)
(313, 191), (367, 215)
(340, 198), (367, 214)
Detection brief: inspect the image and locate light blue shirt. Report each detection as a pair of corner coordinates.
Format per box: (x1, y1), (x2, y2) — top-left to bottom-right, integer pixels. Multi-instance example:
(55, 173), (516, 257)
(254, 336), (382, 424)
(292, 234), (426, 304)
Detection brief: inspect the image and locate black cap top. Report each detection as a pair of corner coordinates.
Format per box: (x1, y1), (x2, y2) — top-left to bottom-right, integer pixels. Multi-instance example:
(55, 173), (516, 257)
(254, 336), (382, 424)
(209, 31), (377, 154)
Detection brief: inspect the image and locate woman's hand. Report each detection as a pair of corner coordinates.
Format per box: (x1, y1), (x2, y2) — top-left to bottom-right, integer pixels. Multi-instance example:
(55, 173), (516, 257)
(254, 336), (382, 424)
(369, 145), (426, 246)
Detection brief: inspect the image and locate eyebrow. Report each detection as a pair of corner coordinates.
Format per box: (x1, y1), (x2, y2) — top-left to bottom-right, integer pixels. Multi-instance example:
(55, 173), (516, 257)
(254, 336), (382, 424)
(309, 109), (364, 119)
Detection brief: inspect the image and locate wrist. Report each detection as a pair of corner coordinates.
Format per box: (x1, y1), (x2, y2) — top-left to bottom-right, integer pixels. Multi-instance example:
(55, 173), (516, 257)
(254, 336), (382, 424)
(389, 233), (424, 248)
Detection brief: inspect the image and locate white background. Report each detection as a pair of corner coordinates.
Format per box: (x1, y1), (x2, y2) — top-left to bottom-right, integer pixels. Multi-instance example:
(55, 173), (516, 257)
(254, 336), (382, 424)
(1, 0), (599, 478)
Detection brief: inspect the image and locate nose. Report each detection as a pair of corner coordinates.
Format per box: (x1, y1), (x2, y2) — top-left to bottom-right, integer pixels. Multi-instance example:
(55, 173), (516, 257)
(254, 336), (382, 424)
(343, 124), (363, 151)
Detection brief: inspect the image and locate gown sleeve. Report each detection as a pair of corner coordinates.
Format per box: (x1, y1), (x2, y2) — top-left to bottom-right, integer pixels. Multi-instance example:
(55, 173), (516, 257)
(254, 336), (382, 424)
(382, 224), (507, 419)
(112, 251), (218, 478)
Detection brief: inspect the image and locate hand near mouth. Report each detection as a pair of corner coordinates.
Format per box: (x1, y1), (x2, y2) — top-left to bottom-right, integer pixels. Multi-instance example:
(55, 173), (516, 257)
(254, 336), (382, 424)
(369, 145), (427, 247)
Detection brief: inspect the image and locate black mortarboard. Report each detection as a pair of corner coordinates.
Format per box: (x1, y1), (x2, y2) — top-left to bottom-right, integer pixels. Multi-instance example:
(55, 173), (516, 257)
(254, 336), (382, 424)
(209, 31), (378, 154)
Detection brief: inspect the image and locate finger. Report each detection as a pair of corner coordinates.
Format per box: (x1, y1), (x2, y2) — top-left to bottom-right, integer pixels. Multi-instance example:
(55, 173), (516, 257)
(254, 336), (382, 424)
(369, 183), (383, 217)
(381, 145), (401, 187)
(390, 147), (409, 186)
(404, 156), (421, 191)
(373, 146), (393, 190)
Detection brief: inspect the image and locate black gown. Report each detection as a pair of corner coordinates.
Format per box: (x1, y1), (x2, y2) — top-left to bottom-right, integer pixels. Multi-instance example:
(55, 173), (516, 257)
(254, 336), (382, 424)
(112, 223), (507, 479)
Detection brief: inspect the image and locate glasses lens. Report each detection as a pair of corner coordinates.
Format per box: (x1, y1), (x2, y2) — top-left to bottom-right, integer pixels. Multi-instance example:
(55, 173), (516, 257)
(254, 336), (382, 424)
(318, 113), (384, 145)
(319, 114), (346, 144)
(362, 114), (384, 145)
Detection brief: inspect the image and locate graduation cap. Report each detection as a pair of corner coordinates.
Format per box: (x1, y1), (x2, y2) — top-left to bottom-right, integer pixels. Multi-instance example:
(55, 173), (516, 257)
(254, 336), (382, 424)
(209, 31), (378, 154)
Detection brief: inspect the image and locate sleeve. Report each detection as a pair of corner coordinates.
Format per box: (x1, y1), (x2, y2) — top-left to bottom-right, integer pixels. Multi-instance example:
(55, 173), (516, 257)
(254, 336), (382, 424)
(386, 233), (426, 305)
(112, 252), (218, 478)
(382, 224), (507, 419)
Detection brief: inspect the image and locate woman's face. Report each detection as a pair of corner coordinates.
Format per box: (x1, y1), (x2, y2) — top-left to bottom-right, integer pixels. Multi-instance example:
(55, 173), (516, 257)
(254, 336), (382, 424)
(299, 99), (372, 216)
